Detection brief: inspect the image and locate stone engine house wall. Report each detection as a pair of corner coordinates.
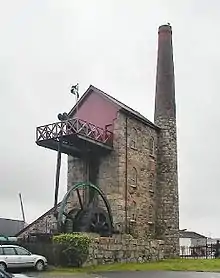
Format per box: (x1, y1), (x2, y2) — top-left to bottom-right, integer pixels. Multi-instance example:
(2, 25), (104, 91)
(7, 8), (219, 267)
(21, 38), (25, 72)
(67, 111), (158, 237)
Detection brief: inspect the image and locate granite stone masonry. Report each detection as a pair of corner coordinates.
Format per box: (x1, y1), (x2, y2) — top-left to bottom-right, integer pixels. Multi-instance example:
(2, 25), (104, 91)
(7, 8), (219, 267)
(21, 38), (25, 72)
(67, 156), (87, 209)
(154, 24), (179, 257)
(85, 234), (164, 266)
(66, 111), (159, 237)
(16, 205), (60, 238)
(154, 117), (179, 257)
(113, 112), (158, 237)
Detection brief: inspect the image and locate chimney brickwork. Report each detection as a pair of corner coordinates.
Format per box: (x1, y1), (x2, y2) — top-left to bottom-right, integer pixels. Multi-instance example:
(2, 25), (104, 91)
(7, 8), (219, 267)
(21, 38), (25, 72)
(154, 24), (180, 257)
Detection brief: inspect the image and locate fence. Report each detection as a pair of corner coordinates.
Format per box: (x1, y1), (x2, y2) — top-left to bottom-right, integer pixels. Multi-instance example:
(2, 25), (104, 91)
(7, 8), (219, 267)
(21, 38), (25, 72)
(180, 244), (217, 259)
(22, 242), (63, 265)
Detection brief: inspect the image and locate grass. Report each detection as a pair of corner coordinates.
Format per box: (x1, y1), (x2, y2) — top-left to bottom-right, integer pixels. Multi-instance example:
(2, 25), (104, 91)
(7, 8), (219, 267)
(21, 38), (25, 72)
(48, 259), (220, 274)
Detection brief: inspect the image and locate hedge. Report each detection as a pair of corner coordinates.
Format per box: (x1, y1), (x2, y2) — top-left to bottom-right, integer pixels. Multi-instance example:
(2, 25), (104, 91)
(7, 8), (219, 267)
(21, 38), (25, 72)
(53, 233), (92, 267)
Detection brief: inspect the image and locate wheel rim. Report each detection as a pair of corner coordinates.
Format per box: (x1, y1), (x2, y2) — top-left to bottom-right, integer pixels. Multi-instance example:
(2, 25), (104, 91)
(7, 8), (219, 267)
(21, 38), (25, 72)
(36, 261), (44, 271)
(57, 182), (114, 234)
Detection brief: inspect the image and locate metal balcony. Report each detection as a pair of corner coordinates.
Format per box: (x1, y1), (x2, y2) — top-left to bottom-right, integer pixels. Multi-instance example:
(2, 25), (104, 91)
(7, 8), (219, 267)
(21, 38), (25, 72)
(36, 118), (113, 157)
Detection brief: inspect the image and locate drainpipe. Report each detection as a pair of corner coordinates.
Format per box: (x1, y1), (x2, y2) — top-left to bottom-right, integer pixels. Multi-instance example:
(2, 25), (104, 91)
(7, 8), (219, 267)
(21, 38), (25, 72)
(125, 116), (128, 233)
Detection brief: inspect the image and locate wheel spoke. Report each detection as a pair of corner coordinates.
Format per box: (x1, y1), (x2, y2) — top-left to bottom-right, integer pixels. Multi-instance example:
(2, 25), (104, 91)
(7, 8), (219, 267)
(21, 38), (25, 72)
(97, 213), (100, 222)
(76, 189), (84, 210)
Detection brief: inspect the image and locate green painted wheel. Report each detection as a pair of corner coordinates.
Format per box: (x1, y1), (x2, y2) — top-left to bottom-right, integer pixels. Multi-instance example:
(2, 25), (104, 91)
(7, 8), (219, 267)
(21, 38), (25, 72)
(57, 182), (114, 235)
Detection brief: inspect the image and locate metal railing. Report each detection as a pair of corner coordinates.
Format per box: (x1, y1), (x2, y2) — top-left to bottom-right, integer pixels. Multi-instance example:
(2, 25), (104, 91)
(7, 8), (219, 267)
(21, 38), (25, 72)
(180, 244), (217, 259)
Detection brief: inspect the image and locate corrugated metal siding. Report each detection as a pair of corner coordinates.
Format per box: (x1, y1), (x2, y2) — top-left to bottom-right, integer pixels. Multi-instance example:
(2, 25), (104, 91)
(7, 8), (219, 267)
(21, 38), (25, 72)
(179, 230), (207, 239)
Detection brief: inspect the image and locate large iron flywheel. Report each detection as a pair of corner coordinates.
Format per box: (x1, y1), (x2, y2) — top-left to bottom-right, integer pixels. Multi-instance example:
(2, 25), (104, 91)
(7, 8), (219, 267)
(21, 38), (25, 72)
(57, 182), (114, 236)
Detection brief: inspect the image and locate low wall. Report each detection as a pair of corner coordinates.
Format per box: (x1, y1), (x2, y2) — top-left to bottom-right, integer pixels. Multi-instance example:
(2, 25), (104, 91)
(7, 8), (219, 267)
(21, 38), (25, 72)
(86, 234), (164, 265)
(19, 233), (164, 267)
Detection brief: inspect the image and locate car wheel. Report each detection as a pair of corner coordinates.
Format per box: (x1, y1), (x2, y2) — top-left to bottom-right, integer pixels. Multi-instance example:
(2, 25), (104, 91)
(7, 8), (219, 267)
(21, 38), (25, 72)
(0, 262), (7, 271)
(35, 260), (44, 271)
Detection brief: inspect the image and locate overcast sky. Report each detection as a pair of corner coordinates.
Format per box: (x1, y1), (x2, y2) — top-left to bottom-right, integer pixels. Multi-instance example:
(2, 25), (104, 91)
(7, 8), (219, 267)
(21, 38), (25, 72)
(0, 0), (219, 238)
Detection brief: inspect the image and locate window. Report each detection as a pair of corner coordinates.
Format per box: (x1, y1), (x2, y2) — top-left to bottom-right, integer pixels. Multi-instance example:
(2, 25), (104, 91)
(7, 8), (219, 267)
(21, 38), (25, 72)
(149, 136), (155, 156)
(131, 128), (138, 149)
(131, 167), (137, 185)
(3, 247), (16, 255)
(15, 247), (30, 256)
(0, 248), (3, 255)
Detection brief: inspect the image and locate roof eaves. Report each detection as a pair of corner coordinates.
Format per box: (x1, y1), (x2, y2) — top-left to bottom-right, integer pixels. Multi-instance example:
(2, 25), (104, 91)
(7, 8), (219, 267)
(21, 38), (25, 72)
(90, 86), (160, 130)
(121, 108), (160, 130)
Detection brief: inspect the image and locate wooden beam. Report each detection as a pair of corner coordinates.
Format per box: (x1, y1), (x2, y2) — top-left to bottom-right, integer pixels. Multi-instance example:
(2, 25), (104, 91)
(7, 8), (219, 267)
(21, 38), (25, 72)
(36, 140), (82, 157)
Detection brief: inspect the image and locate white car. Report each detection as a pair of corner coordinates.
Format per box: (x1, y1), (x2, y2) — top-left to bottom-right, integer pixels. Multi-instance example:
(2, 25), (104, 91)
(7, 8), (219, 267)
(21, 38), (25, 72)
(0, 245), (47, 272)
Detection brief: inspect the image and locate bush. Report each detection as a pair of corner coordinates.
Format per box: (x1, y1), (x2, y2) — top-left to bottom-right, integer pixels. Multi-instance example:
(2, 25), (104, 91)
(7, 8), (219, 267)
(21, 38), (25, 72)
(53, 233), (92, 267)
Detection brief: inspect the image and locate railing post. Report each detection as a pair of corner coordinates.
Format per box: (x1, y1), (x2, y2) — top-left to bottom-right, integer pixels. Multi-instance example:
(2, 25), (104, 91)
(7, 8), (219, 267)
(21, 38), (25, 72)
(206, 238), (208, 259)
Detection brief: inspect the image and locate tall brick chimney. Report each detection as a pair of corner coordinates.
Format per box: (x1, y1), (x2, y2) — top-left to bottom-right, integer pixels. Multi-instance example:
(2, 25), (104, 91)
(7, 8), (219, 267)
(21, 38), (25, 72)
(154, 24), (179, 257)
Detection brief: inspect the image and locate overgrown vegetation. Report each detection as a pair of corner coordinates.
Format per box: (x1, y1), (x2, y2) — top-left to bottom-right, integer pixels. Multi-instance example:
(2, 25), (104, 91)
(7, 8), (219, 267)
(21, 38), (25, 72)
(53, 233), (92, 267)
(50, 259), (220, 273)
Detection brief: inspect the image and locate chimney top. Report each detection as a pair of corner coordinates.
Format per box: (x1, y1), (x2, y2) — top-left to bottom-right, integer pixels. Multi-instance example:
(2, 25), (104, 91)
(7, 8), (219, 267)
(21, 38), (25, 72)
(154, 23), (176, 121)
(158, 24), (172, 34)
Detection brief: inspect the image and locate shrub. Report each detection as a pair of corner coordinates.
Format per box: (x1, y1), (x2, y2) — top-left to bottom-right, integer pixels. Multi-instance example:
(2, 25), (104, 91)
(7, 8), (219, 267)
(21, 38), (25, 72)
(53, 233), (92, 267)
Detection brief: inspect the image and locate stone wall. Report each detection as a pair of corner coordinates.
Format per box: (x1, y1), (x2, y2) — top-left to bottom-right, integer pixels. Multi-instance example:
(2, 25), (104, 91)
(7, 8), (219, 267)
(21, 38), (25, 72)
(154, 116), (179, 257)
(124, 114), (158, 238)
(154, 24), (180, 257)
(98, 112), (124, 232)
(102, 111), (158, 237)
(67, 156), (87, 209)
(16, 205), (59, 238)
(66, 111), (159, 238)
(18, 233), (165, 266)
(86, 234), (164, 265)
